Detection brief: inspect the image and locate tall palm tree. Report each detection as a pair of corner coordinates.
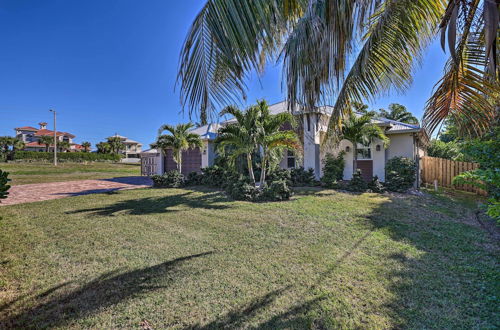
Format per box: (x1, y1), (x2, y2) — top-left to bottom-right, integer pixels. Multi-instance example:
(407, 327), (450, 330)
(155, 123), (203, 174)
(0, 137), (14, 153)
(339, 112), (389, 175)
(256, 100), (298, 185)
(178, 0), (498, 137)
(107, 136), (125, 154)
(81, 142), (91, 152)
(378, 104), (419, 125)
(215, 105), (263, 184)
(39, 136), (53, 152)
(96, 142), (111, 154)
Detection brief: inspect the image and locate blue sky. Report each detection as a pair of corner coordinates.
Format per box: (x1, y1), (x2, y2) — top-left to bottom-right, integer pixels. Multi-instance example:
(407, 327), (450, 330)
(0, 0), (447, 148)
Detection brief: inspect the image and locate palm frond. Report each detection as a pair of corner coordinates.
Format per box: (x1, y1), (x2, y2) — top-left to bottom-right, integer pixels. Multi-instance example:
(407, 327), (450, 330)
(325, 0), (446, 142)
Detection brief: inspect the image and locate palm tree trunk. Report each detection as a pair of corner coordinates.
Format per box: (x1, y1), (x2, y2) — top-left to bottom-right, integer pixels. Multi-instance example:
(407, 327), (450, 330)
(352, 144), (358, 177)
(177, 150), (182, 174)
(247, 153), (256, 186)
(259, 150), (267, 187)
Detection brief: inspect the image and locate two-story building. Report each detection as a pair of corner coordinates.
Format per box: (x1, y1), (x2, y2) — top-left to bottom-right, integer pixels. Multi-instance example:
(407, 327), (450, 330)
(108, 134), (142, 160)
(14, 122), (84, 152)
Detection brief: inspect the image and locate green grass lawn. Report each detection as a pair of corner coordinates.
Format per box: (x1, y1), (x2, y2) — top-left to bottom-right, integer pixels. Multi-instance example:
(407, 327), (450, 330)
(0, 162), (141, 185)
(0, 187), (498, 329)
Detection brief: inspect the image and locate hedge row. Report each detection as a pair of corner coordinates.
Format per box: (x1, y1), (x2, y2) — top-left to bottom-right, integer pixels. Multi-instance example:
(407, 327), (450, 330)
(11, 151), (122, 162)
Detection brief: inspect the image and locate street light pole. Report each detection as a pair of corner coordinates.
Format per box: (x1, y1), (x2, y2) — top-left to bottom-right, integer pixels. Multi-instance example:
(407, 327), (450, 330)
(49, 109), (57, 166)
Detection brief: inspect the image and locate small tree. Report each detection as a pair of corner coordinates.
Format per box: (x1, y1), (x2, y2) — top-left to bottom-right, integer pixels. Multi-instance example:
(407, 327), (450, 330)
(81, 142), (91, 152)
(378, 103), (419, 125)
(58, 140), (71, 152)
(215, 105), (262, 185)
(154, 123), (203, 174)
(39, 136), (53, 152)
(0, 169), (10, 202)
(339, 112), (389, 176)
(96, 142), (111, 153)
(107, 136), (125, 154)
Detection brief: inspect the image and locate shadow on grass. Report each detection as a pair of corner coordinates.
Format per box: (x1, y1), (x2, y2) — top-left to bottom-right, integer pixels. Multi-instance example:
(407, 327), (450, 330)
(66, 189), (231, 216)
(1, 252), (214, 329)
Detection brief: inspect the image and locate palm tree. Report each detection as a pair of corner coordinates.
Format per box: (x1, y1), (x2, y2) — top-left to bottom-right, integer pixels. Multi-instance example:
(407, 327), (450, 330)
(256, 100), (298, 185)
(0, 137), (14, 154)
(155, 123), (203, 174)
(39, 136), (53, 152)
(178, 0), (498, 136)
(96, 142), (111, 154)
(339, 112), (389, 175)
(379, 104), (419, 125)
(215, 105), (262, 184)
(58, 140), (71, 152)
(107, 136), (125, 154)
(81, 142), (91, 152)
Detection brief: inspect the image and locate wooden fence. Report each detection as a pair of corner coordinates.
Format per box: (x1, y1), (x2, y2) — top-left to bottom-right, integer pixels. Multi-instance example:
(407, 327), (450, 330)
(421, 156), (486, 195)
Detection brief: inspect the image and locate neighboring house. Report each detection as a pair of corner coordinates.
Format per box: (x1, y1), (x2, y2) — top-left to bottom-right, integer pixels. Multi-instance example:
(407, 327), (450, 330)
(108, 134), (142, 159)
(141, 101), (428, 184)
(14, 122), (84, 152)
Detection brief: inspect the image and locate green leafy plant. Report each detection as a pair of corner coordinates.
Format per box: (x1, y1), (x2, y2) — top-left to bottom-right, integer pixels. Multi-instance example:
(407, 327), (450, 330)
(266, 168), (292, 185)
(346, 169), (367, 192)
(154, 123), (203, 174)
(427, 139), (467, 161)
(290, 167), (316, 187)
(321, 152), (345, 188)
(261, 179), (293, 201)
(185, 171), (204, 186)
(151, 170), (184, 188)
(227, 177), (260, 201)
(368, 175), (385, 193)
(12, 151), (121, 162)
(385, 157), (416, 192)
(453, 128), (500, 222)
(0, 169), (10, 202)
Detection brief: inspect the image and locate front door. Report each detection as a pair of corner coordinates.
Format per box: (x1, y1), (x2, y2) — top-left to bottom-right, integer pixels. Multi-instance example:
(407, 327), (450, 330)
(356, 160), (373, 181)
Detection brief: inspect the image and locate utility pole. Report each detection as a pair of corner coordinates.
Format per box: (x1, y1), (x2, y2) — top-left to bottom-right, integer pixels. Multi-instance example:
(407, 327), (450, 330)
(49, 109), (57, 166)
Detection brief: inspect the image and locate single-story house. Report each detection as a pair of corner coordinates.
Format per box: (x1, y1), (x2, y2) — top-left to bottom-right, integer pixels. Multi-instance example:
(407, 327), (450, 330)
(141, 101), (428, 184)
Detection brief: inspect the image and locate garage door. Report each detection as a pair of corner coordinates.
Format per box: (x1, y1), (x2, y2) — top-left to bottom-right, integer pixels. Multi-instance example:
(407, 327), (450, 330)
(164, 148), (202, 176)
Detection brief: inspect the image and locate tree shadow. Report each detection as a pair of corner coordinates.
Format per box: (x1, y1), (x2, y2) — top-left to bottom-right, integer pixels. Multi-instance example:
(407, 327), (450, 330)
(1, 252), (214, 329)
(66, 190), (231, 216)
(100, 177), (152, 186)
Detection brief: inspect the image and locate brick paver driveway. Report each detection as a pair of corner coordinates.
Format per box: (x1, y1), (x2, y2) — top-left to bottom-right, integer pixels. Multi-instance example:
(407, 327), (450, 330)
(1, 176), (152, 206)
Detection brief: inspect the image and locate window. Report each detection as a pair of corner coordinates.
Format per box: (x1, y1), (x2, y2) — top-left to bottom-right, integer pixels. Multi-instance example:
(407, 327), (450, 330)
(287, 150), (296, 168)
(356, 143), (371, 160)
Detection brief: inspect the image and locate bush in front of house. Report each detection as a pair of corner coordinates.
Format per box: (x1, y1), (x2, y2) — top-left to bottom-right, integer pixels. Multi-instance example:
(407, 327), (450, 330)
(266, 168), (292, 185)
(385, 157), (416, 192)
(321, 152), (345, 188)
(346, 169), (368, 192)
(227, 177), (260, 201)
(12, 151), (122, 162)
(185, 171), (204, 186)
(0, 169), (10, 202)
(151, 170), (184, 188)
(368, 175), (385, 193)
(261, 179), (293, 201)
(290, 167), (316, 186)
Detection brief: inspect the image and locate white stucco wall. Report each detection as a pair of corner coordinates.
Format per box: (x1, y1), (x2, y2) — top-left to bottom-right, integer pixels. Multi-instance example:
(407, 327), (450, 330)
(303, 114), (321, 178)
(386, 133), (414, 159)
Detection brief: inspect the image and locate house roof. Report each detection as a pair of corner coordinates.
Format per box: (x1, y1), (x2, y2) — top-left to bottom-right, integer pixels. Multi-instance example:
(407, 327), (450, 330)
(108, 134), (142, 145)
(15, 126), (38, 131)
(189, 101), (422, 139)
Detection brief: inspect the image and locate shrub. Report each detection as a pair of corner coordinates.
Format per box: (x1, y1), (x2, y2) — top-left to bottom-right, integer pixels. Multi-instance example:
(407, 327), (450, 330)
(290, 167), (316, 186)
(346, 169), (367, 192)
(261, 179), (293, 201)
(0, 169), (10, 202)
(322, 152), (345, 188)
(201, 166), (230, 188)
(12, 151), (122, 162)
(385, 157), (416, 192)
(185, 171), (203, 186)
(227, 177), (260, 201)
(266, 168), (291, 185)
(151, 170), (184, 188)
(368, 175), (385, 193)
